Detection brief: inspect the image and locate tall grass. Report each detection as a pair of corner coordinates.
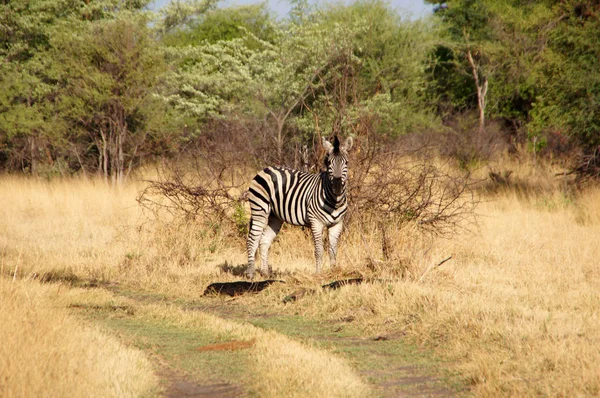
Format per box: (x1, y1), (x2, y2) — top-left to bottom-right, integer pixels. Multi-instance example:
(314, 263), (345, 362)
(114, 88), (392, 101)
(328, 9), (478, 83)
(0, 280), (157, 397)
(0, 177), (158, 397)
(0, 176), (142, 282)
(284, 188), (600, 396)
(1, 163), (599, 396)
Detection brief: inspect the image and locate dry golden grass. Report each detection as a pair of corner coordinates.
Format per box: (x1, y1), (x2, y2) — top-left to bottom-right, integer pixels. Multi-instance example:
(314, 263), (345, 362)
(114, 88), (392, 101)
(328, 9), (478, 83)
(0, 279), (157, 398)
(278, 188), (600, 396)
(0, 176), (142, 281)
(0, 176), (369, 397)
(1, 163), (600, 396)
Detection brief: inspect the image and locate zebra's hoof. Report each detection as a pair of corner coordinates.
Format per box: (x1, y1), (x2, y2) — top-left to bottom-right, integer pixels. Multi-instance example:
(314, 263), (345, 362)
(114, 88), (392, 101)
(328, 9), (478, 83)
(257, 269), (271, 278)
(245, 270), (255, 280)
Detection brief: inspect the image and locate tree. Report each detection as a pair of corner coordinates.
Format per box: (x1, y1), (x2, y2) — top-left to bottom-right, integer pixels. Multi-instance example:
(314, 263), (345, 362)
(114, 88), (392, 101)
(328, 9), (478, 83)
(0, 0), (158, 176)
(429, 0), (600, 168)
(427, 0), (492, 132)
(160, 0), (441, 167)
(298, 0), (439, 139)
(0, 0), (82, 173)
(53, 16), (177, 183)
(529, 1), (600, 149)
(159, 3), (360, 163)
(162, 3), (276, 48)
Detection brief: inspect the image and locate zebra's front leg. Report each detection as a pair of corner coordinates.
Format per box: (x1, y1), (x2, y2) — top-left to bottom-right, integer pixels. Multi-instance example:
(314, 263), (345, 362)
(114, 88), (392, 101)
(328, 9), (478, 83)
(246, 210), (269, 279)
(310, 222), (325, 273)
(259, 215), (283, 277)
(327, 221), (344, 268)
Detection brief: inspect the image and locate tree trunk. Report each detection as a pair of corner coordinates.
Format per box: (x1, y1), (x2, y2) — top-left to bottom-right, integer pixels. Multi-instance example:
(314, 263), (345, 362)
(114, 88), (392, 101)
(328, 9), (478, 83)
(117, 124), (125, 185)
(466, 48), (488, 134)
(275, 118), (284, 164)
(29, 135), (38, 176)
(107, 104), (127, 186)
(99, 128), (109, 182)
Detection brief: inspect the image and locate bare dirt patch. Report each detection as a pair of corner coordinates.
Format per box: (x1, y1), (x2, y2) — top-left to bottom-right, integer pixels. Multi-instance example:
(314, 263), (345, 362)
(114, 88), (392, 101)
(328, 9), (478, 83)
(158, 366), (243, 398)
(197, 339), (256, 352)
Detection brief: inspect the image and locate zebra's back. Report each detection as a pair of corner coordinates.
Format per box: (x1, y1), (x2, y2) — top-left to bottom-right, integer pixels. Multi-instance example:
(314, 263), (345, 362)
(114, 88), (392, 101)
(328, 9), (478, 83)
(247, 166), (320, 226)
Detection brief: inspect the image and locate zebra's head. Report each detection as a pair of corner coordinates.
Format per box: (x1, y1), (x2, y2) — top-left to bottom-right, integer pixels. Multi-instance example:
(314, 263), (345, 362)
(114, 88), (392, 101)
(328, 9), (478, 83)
(322, 136), (353, 197)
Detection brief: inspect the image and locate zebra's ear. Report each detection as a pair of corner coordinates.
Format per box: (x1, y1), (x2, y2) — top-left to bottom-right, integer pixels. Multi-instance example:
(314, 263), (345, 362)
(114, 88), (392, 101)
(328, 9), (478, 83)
(343, 137), (354, 152)
(322, 137), (334, 153)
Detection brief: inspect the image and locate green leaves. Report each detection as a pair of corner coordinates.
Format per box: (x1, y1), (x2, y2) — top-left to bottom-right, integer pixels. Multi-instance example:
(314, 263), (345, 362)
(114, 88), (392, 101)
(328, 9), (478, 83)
(430, 0), (600, 153)
(4, 0), (598, 176)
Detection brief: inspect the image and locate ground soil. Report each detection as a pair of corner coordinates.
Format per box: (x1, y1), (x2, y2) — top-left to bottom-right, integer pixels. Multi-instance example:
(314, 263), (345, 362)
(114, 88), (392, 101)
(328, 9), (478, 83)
(158, 366), (243, 398)
(84, 281), (461, 397)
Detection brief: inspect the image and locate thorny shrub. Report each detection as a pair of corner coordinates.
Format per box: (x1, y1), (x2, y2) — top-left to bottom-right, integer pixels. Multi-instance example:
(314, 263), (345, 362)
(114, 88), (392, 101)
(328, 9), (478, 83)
(137, 123), (479, 273)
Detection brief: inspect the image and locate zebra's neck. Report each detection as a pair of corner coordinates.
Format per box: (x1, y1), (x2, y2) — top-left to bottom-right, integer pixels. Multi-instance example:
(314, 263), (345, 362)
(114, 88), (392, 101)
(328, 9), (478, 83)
(321, 172), (346, 208)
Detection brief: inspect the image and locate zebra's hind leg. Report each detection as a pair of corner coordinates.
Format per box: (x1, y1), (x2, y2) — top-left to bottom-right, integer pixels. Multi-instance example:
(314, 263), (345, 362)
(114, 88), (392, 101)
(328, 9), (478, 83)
(246, 209), (269, 279)
(258, 215), (283, 277)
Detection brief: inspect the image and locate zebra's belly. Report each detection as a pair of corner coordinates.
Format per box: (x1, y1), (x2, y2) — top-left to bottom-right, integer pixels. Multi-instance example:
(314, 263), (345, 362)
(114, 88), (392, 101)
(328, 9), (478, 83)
(270, 205), (346, 228)
(270, 206), (308, 227)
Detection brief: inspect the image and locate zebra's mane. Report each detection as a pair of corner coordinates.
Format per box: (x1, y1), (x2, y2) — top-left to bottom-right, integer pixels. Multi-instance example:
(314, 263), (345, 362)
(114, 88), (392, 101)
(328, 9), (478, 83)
(333, 136), (340, 154)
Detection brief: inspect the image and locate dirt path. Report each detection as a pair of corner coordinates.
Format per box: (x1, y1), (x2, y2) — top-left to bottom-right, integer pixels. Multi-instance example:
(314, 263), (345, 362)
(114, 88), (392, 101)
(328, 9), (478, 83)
(158, 366), (243, 398)
(74, 284), (460, 397)
(187, 297), (458, 397)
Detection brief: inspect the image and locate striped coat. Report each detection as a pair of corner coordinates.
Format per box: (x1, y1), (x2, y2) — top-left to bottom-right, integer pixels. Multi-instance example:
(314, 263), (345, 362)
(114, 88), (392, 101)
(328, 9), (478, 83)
(246, 136), (353, 279)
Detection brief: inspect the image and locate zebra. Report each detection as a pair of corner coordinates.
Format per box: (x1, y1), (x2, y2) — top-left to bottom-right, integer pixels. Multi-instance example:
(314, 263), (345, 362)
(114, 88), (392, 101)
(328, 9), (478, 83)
(245, 136), (354, 279)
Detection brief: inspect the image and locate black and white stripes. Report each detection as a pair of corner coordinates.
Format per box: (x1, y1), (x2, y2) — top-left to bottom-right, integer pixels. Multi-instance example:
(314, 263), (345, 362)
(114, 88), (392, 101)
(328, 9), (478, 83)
(246, 136), (353, 279)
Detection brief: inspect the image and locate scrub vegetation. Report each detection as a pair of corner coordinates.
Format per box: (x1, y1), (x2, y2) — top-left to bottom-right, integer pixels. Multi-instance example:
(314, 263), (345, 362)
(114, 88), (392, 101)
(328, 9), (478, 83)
(2, 161), (600, 395)
(1, 0), (600, 396)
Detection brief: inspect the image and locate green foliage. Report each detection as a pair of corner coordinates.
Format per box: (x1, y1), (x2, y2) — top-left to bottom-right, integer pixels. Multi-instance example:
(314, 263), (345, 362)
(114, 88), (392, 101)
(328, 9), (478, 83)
(160, 37), (259, 120)
(429, 0), (600, 156)
(296, 1), (440, 138)
(52, 15), (179, 181)
(432, 0), (491, 40)
(233, 202), (249, 237)
(154, 0), (219, 34)
(163, 4), (276, 48)
(2, 0), (600, 176)
(528, 2), (600, 149)
(426, 44), (476, 114)
(0, 0), (182, 177)
(157, 0), (441, 165)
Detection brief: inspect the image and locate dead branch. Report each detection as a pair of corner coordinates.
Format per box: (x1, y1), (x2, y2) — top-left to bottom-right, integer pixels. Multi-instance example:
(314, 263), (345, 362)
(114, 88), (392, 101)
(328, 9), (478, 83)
(349, 149), (479, 237)
(418, 255), (452, 282)
(137, 137), (251, 237)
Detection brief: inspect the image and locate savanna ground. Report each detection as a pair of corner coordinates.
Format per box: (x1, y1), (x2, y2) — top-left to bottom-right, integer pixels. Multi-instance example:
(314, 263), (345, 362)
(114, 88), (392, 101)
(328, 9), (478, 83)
(1, 158), (600, 397)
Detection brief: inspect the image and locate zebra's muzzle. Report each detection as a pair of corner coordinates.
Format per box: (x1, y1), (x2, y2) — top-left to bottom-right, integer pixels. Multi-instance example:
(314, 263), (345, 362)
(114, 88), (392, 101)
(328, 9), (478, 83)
(332, 177), (344, 196)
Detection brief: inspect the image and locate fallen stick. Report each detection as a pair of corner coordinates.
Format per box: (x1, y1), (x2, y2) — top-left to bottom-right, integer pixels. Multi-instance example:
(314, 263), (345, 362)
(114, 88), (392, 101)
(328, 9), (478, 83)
(283, 277), (394, 303)
(418, 256), (452, 283)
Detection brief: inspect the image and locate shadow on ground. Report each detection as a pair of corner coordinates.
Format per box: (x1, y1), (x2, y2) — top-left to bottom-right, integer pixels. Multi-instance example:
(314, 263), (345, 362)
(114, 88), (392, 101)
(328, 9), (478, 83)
(203, 280), (285, 297)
